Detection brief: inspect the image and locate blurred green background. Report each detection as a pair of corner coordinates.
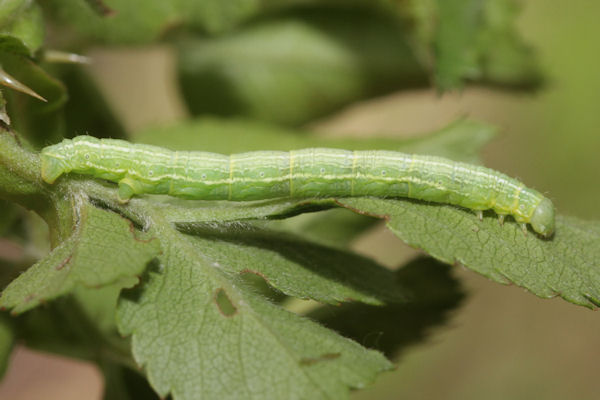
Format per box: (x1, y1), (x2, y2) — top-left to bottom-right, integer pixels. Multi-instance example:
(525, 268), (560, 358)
(1, 0), (599, 399)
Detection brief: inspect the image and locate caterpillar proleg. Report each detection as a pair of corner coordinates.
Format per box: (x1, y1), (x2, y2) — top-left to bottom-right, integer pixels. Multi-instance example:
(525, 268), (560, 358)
(41, 136), (555, 237)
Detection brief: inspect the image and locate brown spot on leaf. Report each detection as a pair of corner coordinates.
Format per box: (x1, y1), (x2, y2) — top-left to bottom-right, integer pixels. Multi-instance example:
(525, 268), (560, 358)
(55, 255), (72, 270)
(334, 199), (390, 221)
(24, 294), (36, 303)
(127, 220), (157, 244)
(239, 268), (269, 282)
(86, 0), (116, 16)
(299, 353), (341, 366)
(214, 288), (237, 317)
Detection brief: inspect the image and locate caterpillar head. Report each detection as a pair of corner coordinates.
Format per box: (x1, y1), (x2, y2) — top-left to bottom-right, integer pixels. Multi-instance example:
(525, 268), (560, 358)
(530, 197), (555, 237)
(40, 137), (102, 184)
(40, 146), (70, 184)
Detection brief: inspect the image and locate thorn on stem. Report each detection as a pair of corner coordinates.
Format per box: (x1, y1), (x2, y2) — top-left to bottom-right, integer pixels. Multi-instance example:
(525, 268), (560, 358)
(0, 66), (46, 102)
(43, 50), (92, 65)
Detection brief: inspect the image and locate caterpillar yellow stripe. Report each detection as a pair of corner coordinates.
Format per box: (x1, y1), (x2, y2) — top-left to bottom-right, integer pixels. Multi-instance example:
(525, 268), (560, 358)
(41, 136), (555, 237)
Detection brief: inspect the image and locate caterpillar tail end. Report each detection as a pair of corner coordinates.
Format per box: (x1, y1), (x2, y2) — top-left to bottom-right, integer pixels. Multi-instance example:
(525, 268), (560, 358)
(530, 197), (555, 238)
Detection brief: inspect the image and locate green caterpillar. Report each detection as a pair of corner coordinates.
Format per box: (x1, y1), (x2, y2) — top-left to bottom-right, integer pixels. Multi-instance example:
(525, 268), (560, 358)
(40, 136), (555, 237)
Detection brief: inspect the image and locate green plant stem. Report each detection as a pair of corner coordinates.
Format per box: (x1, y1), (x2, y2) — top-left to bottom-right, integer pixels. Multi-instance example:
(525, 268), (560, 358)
(0, 130), (73, 245)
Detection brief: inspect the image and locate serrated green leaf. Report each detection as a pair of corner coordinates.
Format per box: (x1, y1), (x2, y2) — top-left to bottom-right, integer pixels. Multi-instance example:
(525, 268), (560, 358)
(117, 221), (393, 400)
(309, 257), (465, 358)
(337, 198), (600, 308)
(177, 8), (425, 125)
(0, 200), (161, 314)
(0, 0), (44, 56)
(53, 181), (404, 399)
(77, 196), (406, 306)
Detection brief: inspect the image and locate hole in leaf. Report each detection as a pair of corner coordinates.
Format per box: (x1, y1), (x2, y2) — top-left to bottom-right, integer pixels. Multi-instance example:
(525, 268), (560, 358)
(239, 269), (287, 303)
(214, 288), (237, 317)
